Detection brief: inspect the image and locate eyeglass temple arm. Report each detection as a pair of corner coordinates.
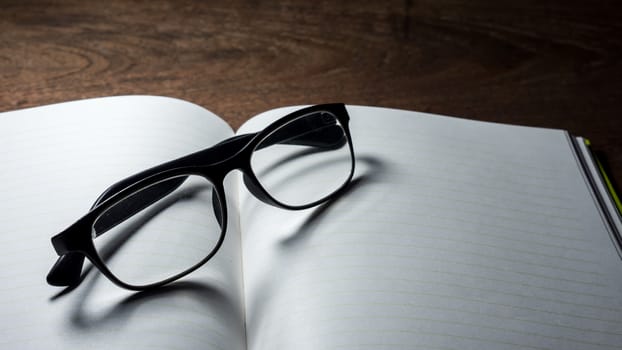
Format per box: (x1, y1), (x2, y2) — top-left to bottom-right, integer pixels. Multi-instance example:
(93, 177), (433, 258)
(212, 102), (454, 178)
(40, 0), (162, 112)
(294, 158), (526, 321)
(47, 114), (345, 287)
(88, 118), (345, 232)
(90, 113), (345, 219)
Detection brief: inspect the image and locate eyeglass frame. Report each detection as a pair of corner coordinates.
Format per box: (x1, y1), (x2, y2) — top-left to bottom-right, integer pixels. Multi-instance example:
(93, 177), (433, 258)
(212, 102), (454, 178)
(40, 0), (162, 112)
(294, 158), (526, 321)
(47, 103), (355, 291)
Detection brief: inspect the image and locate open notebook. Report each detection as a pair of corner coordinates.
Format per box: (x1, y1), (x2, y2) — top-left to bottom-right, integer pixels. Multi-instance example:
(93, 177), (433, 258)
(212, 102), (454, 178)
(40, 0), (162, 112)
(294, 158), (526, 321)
(1, 96), (621, 349)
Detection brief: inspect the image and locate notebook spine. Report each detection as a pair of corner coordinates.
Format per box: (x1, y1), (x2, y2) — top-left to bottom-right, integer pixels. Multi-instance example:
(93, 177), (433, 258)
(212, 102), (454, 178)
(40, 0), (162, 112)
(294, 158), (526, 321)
(571, 136), (622, 257)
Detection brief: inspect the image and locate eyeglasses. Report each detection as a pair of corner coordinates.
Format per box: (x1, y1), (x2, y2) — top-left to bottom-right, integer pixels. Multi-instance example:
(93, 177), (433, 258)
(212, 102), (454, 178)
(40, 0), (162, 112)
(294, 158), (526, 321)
(47, 104), (355, 291)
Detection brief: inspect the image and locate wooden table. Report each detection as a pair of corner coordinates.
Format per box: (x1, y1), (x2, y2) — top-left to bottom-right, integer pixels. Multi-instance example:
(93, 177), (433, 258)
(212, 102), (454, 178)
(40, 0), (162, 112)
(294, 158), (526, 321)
(2, 0), (621, 184)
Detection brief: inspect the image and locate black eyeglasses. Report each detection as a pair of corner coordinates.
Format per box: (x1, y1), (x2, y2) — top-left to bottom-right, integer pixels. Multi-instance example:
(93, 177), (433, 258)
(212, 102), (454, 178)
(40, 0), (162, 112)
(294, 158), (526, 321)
(47, 103), (355, 291)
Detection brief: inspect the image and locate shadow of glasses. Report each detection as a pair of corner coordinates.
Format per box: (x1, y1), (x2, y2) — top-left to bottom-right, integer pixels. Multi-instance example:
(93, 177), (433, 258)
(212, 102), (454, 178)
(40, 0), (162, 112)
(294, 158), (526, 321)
(68, 280), (238, 332)
(244, 154), (387, 330)
(278, 154), (387, 246)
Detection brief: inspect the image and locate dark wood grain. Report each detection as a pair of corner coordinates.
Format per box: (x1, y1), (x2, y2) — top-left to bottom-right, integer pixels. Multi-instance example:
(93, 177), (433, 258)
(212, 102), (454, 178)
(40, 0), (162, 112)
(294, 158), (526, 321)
(1, 0), (621, 183)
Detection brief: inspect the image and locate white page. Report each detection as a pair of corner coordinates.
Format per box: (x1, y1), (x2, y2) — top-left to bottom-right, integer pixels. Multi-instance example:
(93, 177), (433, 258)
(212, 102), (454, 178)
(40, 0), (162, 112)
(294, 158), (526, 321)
(238, 106), (622, 350)
(0, 96), (247, 350)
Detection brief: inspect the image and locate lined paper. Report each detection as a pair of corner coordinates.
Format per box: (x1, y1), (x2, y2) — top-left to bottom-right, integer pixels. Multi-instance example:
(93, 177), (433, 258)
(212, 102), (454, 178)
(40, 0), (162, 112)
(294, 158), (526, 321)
(0, 96), (246, 350)
(238, 106), (622, 350)
(3, 98), (621, 350)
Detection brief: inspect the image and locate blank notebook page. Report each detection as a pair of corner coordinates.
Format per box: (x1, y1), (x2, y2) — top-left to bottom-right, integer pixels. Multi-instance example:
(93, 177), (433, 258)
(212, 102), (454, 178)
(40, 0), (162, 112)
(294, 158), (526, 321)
(0, 96), (246, 350)
(239, 106), (622, 350)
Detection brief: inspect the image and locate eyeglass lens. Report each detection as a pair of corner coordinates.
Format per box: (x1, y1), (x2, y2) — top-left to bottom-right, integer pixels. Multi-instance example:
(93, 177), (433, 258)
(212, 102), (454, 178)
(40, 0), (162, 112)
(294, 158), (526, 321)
(92, 175), (223, 287)
(251, 111), (352, 207)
